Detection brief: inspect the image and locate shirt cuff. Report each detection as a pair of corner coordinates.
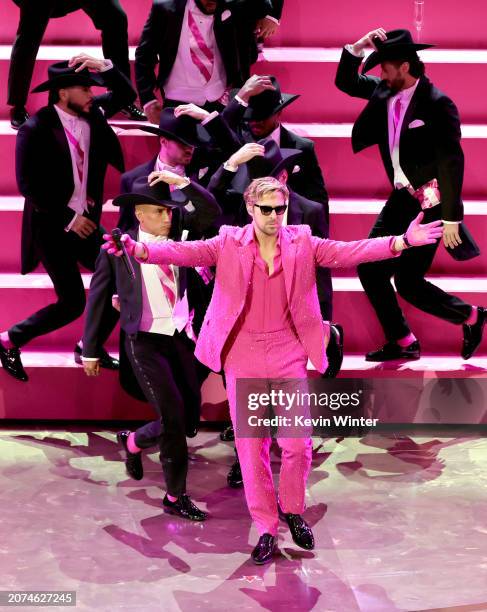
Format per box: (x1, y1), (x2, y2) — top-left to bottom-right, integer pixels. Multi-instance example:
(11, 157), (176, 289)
(234, 95), (249, 108)
(345, 44), (365, 58)
(100, 59), (113, 72)
(223, 161), (238, 173)
(442, 220), (460, 224)
(65, 212), (78, 232)
(174, 177), (191, 189)
(81, 356), (100, 362)
(143, 99), (159, 113)
(264, 15), (280, 24)
(201, 110), (219, 125)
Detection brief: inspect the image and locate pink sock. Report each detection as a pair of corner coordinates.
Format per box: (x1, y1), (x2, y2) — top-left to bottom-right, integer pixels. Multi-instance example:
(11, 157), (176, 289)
(465, 306), (478, 325)
(127, 432), (141, 454)
(397, 333), (417, 347)
(0, 332), (14, 349)
(167, 494), (178, 502)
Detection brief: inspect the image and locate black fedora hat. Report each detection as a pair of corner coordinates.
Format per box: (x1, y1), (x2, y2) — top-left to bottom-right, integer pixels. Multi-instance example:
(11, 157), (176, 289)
(31, 61), (104, 93)
(243, 77), (299, 121)
(112, 176), (188, 209)
(362, 29), (434, 73)
(247, 140), (302, 179)
(135, 108), (205, 147)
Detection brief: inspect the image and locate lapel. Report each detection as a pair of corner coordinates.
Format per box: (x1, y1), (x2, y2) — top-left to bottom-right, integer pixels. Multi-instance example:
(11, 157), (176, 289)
(237, 225), (255, 291)
(127, 227), (143, 298)
(47, 106), (72, 167)
(279, 125), (293, 148)
(352, 80), (391, 152)
(399, 76), (430, 144)
(279, 227), (297, 303)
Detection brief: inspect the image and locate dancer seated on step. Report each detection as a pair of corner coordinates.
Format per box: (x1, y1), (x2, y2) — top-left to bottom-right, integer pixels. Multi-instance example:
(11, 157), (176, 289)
(103, 176), (443, 565)
(82, 171), (220, 522)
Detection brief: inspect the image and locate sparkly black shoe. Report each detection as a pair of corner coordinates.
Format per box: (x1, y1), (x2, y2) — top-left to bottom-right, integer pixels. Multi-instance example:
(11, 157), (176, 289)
(117, 431), (143, 480)
(462, 307), (486, 359)
(251, 534), (277, 565)
(365, 341), (420, 362)
(0, 340), (28, 382)
(278, 506), (315, 550)
(163, 494), (207, 521)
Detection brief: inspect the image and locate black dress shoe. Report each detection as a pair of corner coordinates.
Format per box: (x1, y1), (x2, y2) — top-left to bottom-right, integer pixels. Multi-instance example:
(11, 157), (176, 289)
(365, 340), (420, 362)
(462, 307), (486, 359)
(220, 424), (235, 441)
(324, 323), (344, 378)
(117, 431), (143, 480)
(120, 103), (146, 121)
(251, 533), (277, 565)
(227, 457), (243, 488)
(278, 506), (315, 550)
(163, 494), (207, 521)
(74, 344), (119, 369)
(0, 340), (28, 382)
(10, 106), (29, 130)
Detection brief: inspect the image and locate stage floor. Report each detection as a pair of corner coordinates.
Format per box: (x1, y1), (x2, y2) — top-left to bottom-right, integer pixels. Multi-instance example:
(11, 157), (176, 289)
(1, 426), (486, 611)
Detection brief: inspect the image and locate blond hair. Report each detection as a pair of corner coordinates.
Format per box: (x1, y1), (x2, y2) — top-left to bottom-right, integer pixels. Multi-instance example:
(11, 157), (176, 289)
(243, 177), (289, 208)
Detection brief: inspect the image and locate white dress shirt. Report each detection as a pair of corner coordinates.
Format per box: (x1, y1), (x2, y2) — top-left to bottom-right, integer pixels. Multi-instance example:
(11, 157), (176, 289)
(54, 104), (90, 229)
(387, 79), (419, 189)
(163, 0), (226, 105)
(138, 228), (191, 335)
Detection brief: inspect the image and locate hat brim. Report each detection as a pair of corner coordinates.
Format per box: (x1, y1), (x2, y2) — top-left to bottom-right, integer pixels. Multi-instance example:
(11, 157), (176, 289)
(31, 72), (104, 93)
(362, 43), (434, 73)
(134, 124), (203, 147)
(112, 192), (183, 209)
(247, 148), (303, 181)
(244, 93), (300, 121)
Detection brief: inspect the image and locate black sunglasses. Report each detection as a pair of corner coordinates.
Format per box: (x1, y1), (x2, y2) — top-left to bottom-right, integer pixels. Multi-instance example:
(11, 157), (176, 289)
(254, 203), (288, 216)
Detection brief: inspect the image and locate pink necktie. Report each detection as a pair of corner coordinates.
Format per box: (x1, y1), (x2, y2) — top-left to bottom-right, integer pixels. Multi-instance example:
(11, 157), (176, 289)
(159, 264), (177, 308)
(188, 9), (214, 82)
(64, 126), (85, 183)
(392, 96), (402, 139)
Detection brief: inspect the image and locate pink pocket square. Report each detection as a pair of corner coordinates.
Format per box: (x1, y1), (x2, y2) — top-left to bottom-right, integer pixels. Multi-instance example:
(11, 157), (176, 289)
(408, 119), (425, 129)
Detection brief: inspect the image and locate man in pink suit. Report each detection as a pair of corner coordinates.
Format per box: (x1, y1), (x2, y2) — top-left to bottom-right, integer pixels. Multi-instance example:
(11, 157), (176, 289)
(103, 176), (443, 564)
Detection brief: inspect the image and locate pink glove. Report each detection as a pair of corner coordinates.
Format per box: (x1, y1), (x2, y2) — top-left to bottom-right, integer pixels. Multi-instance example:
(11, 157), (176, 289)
(102, 233), (141, 257)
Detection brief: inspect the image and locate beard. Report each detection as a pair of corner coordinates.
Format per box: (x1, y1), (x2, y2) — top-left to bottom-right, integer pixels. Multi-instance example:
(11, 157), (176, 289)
(67, 100), (91, 118)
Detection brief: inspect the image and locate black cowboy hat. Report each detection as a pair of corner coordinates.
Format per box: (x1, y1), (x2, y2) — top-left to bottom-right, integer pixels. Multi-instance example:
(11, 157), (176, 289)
(247, 140), (302, 179)
(31, 61), (104, 93)
(112, 176), (188, 209)
(243, 76), (299, 121)
(132, 107), (205, 147)
(362, 29), (434, 73)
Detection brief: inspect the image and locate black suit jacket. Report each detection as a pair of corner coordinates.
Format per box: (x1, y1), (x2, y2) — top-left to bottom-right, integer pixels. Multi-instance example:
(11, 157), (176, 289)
(335, 47), (464, 222)
(135, 0), (272, 106)
(221, 98), (329, 215)
(16, 66), (136, 274)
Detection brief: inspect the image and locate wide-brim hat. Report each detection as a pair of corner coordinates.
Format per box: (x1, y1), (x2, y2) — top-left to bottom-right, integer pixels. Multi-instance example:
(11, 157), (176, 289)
(134, 107), (205, 147)
(362, 29), (434, 73)
(242, 77), (300, 121)
(247, 139), (303, 179)
(31, 61), (104, 93)
(112, 176), (188, 209)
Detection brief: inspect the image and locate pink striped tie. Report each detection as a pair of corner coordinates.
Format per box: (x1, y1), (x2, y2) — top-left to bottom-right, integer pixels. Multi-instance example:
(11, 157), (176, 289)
(64, 126), (85, 183)
(159, 264), (177, 308)
(392, 96), (402, 139)
(188, 9), (214, 82)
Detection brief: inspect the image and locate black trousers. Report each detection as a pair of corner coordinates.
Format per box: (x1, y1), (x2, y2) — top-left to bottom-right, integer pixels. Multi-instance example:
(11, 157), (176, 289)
(8, 0), (130, 108)
(164, 98), (225, 114)
(125, 331), (201, 497)
(357, 189), (472, 342)
(9, 218), (118, 348)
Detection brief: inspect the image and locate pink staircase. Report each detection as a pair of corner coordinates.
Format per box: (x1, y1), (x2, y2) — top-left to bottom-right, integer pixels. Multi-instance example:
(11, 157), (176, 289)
(0, 0), (485, 421)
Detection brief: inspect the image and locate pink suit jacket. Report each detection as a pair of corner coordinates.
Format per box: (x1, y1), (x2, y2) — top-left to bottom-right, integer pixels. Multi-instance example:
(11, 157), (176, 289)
(142, 224), (398, 373)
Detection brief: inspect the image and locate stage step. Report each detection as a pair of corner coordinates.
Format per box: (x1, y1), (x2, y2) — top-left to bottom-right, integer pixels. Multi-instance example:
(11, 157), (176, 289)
(0, 273), (485, 355)
(2, 120), (487, 199)
(0, 351), (484, 421)
(1, 46), (486, 123)
(0, 197), (485, 276)
(2, 0), (487, 50)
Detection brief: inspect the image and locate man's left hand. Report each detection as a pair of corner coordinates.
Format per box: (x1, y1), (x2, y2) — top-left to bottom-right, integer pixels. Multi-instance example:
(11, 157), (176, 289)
(255, 17), (279, 39)
(443, 223), (462, 249)
(148, 169), (187, 187)
(69, 53), (109, 73)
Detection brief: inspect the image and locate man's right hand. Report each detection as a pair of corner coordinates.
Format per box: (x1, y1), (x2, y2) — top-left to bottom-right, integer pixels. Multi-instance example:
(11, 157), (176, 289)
(351, 27), (387, 56)
(71, 216), (97, 239)
(237, 75), (276, 103)
(145, 100), (163, 125)
(83, 359), (100, 377)
(102, 233), (147, 260)
(227, 143), (265, 168)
